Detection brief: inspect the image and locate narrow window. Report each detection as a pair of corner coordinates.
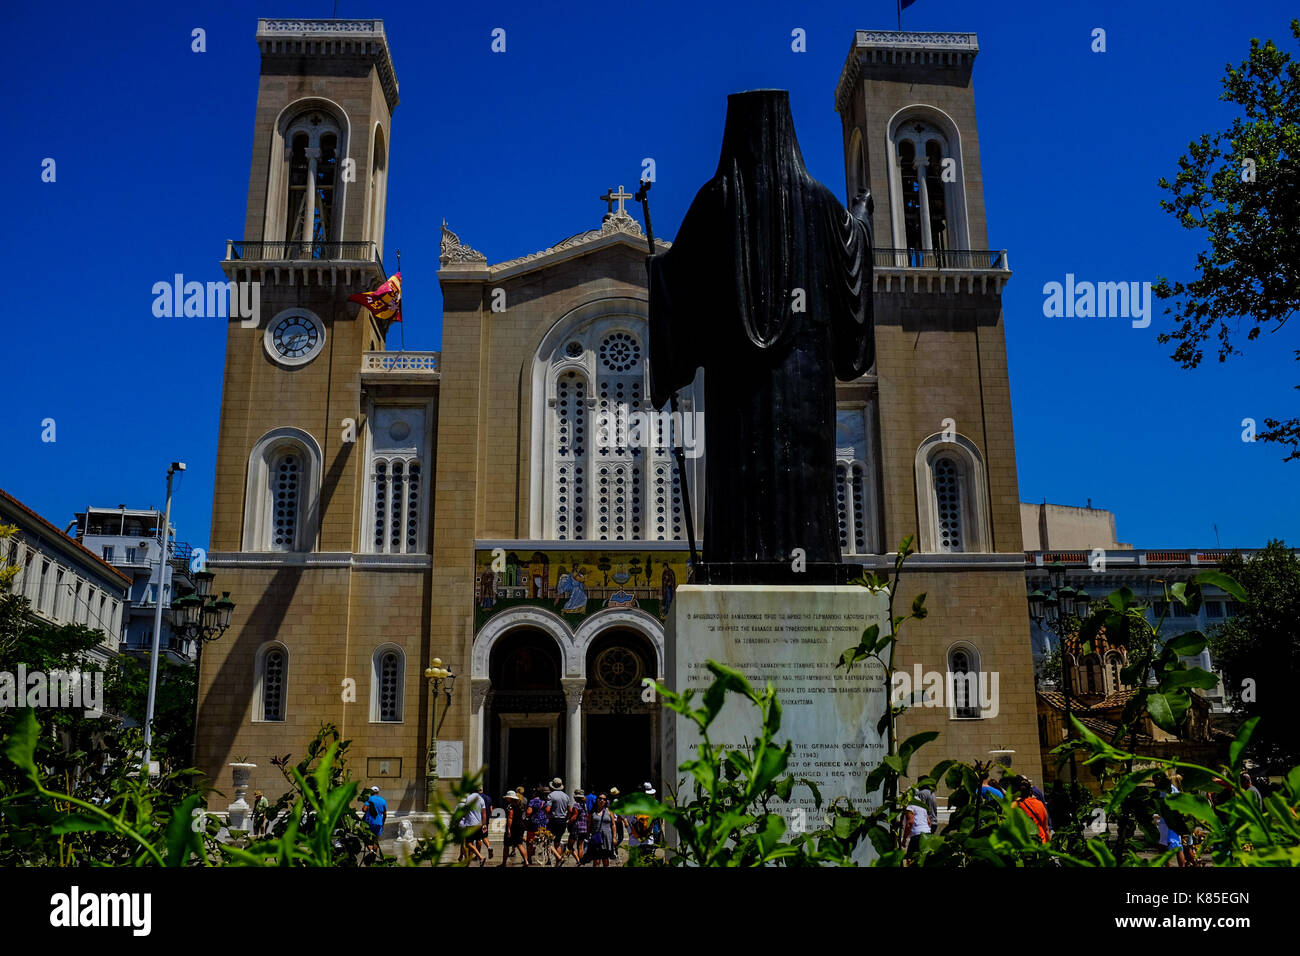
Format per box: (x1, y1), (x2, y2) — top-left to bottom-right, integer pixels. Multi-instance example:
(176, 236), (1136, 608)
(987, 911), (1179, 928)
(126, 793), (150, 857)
(373, 459), (388, 550)
(379, 651), (401, 722)
(285, 132), (310, 246)
(263, 649), (286, 721)
(925, 140), (949, 258)
(932, 456), (963, 553)
(950, 649), (980, 718)
(313, 133), (338, 248)
(1106, 652), (1123, 693)
(271, 452), (301, 551)
(389, 460), (404, 551)
(898, 139), (921, 249)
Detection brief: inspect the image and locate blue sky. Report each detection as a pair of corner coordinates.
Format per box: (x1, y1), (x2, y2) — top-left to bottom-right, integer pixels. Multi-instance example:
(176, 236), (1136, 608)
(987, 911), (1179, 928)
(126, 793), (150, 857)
(1, 0), (1296, 551)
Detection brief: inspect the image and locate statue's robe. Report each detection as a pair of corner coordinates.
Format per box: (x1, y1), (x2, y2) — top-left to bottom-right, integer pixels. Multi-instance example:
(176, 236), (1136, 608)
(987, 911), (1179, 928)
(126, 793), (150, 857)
(648, 90), (875, 567)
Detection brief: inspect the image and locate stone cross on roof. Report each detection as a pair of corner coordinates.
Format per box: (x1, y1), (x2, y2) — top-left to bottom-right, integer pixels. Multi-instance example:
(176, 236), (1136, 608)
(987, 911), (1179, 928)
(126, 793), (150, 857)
(600, 185), (634, 218)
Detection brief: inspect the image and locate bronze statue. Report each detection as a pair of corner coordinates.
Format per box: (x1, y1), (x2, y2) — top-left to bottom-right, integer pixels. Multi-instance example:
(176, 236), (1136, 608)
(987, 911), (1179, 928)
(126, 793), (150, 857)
(648, 90), (875, 580)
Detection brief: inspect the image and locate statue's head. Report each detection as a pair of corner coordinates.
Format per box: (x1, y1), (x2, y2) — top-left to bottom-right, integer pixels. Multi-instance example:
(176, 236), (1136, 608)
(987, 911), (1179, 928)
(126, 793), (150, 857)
(718, 89), (805, 176)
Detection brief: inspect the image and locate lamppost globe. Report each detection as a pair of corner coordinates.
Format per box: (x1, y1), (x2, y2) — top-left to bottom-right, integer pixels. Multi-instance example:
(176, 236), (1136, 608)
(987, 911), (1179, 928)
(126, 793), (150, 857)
(1027, 588), (1047, 622)
(213, 593), (235, 630)
(193, 570), (215, 599)
(1048, 560), (1067, 592)
(1074, 588), (1092, 619)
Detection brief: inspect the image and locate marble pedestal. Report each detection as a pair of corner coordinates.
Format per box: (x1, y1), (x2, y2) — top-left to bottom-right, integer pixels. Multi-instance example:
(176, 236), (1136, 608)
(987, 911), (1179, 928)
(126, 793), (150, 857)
(663, 585), (889, 862)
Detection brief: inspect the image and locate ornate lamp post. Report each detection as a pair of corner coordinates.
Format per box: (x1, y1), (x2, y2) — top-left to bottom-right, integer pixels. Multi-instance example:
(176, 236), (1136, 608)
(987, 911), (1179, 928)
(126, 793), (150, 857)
(424, 658), (456, 812)
(1028, 560), (1091, 821)
(174, 573), (236, 765)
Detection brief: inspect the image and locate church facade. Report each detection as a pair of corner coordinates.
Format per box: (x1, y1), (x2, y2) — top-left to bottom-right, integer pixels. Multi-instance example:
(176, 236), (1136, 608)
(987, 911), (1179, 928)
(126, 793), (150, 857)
(196, 20), (1043, 813)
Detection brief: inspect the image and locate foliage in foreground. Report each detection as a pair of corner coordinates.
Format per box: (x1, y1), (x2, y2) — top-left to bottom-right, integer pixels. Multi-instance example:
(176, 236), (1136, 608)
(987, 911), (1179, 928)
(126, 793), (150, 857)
(625, 543), (1300, 866)
(0, 714), (477, 866)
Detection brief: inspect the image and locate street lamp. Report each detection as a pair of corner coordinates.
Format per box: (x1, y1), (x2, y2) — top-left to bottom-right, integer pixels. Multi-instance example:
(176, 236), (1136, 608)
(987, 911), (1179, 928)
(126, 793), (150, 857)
(424, 658), (456, 812)
(172, 588), (237, 766)
(143, 461), (184, 779)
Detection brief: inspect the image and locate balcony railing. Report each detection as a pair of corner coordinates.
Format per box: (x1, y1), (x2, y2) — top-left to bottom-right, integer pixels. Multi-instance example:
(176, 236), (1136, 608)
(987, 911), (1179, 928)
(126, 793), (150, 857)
(362, 351), (440, 373)
(874, 248), (1009, 270)
(225, 239), (384, 267)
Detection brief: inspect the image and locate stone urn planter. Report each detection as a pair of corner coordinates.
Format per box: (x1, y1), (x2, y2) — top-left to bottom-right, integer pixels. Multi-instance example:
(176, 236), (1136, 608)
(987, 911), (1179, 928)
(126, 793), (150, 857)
(227, 762), (257, 832)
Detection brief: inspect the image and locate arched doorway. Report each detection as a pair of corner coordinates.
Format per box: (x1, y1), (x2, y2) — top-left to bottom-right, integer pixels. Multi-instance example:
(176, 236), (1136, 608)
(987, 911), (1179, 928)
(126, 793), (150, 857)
(487, 629), (565, 797)
(582, 629), (659, 796)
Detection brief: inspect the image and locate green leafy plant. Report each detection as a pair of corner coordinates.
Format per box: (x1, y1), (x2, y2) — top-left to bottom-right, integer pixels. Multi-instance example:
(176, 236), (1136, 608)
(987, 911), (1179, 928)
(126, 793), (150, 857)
(614, 661), (844, 866)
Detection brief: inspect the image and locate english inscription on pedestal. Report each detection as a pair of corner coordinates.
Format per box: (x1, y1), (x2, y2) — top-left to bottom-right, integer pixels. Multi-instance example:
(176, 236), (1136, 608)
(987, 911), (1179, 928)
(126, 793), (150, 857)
(665, 585), (889, 854)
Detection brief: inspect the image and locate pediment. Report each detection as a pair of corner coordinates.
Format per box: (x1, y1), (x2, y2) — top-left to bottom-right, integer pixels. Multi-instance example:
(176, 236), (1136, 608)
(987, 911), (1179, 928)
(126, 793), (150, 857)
(439, 213), (671, 281)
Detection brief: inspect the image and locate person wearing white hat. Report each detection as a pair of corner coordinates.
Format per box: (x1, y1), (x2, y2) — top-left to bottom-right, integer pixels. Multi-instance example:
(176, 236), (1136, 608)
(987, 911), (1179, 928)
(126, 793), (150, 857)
(362, 785), (387, 840)
(501, 790), (528, 866)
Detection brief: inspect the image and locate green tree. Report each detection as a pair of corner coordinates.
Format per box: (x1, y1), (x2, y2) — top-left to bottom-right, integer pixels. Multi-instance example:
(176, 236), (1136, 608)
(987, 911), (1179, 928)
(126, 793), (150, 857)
(1207, 539), (1300, 771)
(1155, 20), (1300, 460)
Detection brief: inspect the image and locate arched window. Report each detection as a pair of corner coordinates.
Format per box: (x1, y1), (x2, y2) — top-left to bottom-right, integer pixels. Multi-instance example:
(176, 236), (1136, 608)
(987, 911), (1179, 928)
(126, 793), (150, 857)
(371, 645), (405, 722)
(845, 128), (866, 204)
(243, 426), (323, 552)
(281, 111), (343, 251)
(1105, 651), (1124, 694)
(932, 456), (963, 552)
(365, 406), (429, 554)
(835, 404), (879, 555)
(1082, 654), (1104, 696)
(533, 307), (701, 542)
(554, 369), (589, 540)
(915, 433), (991, 554)
(367, 125), (388, 255)
(948, 643), (983, 719)
(270, 450), (301, 551)
(886, 108), (970, 258)
(256, 643), (288, 722)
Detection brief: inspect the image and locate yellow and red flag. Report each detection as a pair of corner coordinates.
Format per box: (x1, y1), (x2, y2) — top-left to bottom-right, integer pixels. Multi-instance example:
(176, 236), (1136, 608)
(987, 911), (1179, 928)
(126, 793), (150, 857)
(349, 272), (402, 322)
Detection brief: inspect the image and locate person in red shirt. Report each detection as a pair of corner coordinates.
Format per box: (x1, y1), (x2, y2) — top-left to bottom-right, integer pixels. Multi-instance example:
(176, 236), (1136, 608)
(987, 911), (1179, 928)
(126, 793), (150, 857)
(1013, 776), (1051, 844)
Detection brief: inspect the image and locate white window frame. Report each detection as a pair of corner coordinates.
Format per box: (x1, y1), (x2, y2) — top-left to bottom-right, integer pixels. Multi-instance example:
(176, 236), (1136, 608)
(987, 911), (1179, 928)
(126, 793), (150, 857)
(529, 300), (704, 542)
(243, 427), (323, 553)
(370, 643), (406, 723)
(946, 641), (985, 720)
(914, 432), (991, 554)
(255, 641), (290, 722)
(884, 105), (971, 254)
(361, 402), (433, 554)
(262, 98), (351, 247)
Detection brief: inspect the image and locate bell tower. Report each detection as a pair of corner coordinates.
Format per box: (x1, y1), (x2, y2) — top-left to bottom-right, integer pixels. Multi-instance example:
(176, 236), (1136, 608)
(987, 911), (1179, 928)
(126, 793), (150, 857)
(834, 31), (1041, 786)
(211, 18), (399, 557)
(198, 19), (406, 791)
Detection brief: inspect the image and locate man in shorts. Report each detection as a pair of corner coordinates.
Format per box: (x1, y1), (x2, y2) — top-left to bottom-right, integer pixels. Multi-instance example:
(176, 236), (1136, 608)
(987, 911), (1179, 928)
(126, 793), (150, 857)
(546, 776), (571, 865)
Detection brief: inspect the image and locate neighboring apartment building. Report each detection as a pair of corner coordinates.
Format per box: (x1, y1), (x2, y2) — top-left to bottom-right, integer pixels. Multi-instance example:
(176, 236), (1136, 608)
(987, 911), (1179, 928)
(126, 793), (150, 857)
(1, 489), (130, 664)
(74, 506), (197, 665)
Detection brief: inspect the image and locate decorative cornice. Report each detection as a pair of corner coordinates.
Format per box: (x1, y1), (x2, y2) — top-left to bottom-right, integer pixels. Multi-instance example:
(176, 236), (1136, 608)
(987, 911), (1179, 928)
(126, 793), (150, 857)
(256, 18), (399, 112)
(836, 30), (979, 114)
(489, 211), (649, 273)
(439, 220), (487, 266)
(207, 551), (432, 570)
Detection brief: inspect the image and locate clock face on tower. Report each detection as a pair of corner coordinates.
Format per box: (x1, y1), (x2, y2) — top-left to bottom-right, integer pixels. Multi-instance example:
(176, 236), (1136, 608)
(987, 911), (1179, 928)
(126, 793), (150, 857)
(264, 311), (325, 366)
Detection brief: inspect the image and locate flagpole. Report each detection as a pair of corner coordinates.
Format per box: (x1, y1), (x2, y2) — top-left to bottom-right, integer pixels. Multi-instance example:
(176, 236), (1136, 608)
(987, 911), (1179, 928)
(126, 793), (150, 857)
(897, 0), (902, 32)
(396, 249), (405, 351)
